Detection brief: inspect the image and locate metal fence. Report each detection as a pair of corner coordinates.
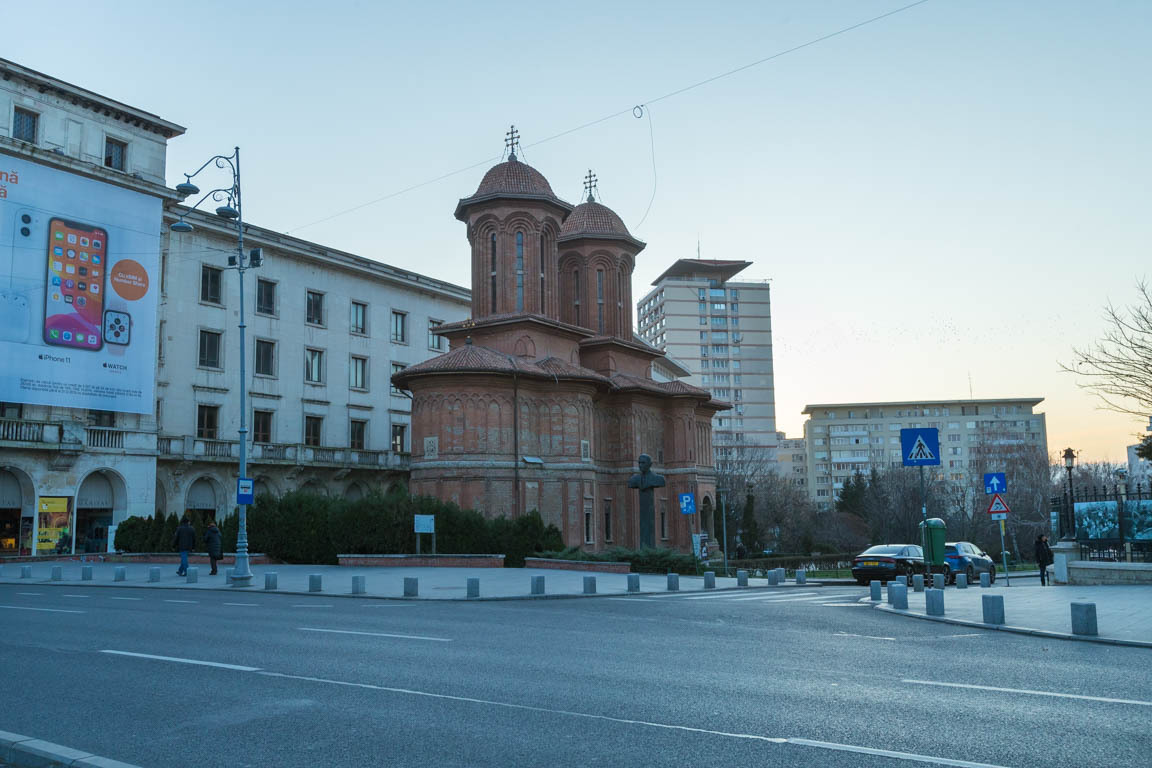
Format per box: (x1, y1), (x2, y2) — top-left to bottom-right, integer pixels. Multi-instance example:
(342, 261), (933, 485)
(1052, 483), (1152, 562)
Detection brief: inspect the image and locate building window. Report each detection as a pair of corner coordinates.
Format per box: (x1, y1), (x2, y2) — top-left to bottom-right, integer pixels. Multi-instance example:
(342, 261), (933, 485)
(584, 502), (594, 545)
(0, 402), (24, 419)
(391, 362), (406, 394)
(515, 231), (525, 311)
(198, 330), (222, 369)
(350, 301), (368, 335)
(572, 269), (581, 322)
(350, 419), (367, 450)
(256, 278), (276, 315)
(305, 290), (325, 325)
(539, 234), (547, 314)
(201, 266), (222, 304)
(12, 108), (37, 143)
(489, 232), (498, 314)
(304, 348), (325, 384)
(603, 499), (613, 542)
(596, 269), (605, 334)
(104, 137), (127, 170)
(660, 500), (668, 540)
(249, 409), (273, 443)
(428, 319), (444, 351)
(196, 405), (219, 439)
(350, 355), (368, 390)
(391, 311), (408, 343)
(391, 424), (407, 453)
(254, 339), (276, 377)
(88, 410), (116, 428)
(304, 416), (323, 447)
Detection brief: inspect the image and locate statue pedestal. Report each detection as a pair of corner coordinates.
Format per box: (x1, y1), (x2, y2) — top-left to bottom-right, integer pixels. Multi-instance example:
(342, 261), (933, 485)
(1052, 540), (1078, 585)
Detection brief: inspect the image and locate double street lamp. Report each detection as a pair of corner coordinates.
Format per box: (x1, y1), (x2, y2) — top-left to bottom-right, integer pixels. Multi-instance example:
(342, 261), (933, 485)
(171, 147), (262, 587)
(1061, 447), (1076, 541)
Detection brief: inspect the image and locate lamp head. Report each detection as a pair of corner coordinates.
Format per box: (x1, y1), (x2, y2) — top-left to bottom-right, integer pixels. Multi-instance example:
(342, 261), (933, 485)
(170, 219), (194, 233)
(215, 205), (239, 220)
(1063, 447), (1076, 469)
(175, 182), (200, 197)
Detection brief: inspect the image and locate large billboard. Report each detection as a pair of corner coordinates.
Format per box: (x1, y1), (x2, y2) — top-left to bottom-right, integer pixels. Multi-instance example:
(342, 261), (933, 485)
(0, 155), (160, 414)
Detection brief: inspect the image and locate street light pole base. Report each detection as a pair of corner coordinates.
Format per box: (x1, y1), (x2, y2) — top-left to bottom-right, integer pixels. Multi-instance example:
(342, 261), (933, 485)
(230, 575), (254, 587)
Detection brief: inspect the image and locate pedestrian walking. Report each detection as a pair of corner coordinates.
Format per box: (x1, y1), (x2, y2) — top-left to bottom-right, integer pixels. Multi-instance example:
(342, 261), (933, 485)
(172, 516), (197, 577)
(204, 520), (222, 575)
(1034, 534), (1054, 586)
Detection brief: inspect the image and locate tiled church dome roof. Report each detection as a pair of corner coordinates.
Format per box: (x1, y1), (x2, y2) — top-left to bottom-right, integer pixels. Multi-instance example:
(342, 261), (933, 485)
(559, 201), (632, 240)
(473, 158), (556, 198)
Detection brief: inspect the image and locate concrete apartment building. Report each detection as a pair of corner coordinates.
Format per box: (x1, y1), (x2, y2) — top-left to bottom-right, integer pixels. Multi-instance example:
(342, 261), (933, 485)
(776, 433), (808, 490)
(637, 259), (776, 475)
(801, 398), (1049, 509)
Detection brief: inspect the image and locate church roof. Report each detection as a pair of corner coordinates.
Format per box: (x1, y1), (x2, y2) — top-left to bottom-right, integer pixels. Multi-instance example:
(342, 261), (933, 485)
(558, 199), (645, 249)
(391, 343), (610, 387)
(454, 157), (573, 219)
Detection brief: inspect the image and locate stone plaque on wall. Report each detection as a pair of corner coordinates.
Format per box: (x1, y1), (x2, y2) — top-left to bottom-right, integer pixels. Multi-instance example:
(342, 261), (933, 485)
(423, 436), (439, 459)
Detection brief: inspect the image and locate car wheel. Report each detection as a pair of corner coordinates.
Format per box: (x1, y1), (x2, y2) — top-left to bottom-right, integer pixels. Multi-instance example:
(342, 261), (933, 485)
(989, 566), (996, 584)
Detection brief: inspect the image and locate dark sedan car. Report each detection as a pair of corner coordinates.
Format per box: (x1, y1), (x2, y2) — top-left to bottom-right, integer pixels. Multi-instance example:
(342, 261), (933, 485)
(944, 541), (996, 584)
(851, 544), (926, 585)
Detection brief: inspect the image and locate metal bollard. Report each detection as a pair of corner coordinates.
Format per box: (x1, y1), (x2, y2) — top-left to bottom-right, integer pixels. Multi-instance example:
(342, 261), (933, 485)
(309, 574), (323, 592)
(531, 575), (546, 595)
(583, 576), (597, 595)
(149, 566), (161, 583)
(890, 582), (909, 609)
(82, 566), (93, 581)
(736, 570), (748, 587)
(186, 567), (198, 584)
(912, 574), (925, 592)
(627, 573), (640, 592)
(980, 571), (991, 588)
(466, 577), (479, 599)
(114, 566), (126, 582)
(352, 575), (366, 595)
(870, 580), (882, 601)
(1071, 602), (1098, 636)
(796, 569), (806, 585)
(667, 573), (680, 591)
(982, 594), (1005, 625)
(767, 570), (779, 586)
(956, 573), (968, 589)
(926, 588), (945, 616)
(704, 571), (716, 589)
(51, 566), (63, 581)
(403, 577), (418, 597)
(264, 572), (278, 590)
(932, 573), (946, 590)
(21, 565), (32, 579)
(896, 575), (908, 587)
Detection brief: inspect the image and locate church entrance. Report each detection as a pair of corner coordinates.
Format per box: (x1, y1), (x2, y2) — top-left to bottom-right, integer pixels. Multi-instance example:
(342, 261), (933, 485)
(700, 496), (714, 542)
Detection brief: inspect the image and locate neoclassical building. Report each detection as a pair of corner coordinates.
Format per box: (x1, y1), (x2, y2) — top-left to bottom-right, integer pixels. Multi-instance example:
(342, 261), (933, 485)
(393, 148), (725, 552)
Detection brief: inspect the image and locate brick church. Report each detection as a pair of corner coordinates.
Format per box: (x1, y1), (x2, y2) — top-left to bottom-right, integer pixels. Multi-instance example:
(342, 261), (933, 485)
(393, 136), (724, 553)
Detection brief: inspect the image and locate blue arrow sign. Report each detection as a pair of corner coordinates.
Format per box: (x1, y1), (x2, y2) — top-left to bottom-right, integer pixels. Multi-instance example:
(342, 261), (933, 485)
(679, 493), (696, 515)
(984, 473), (1007, 495)
(900, 428), (940, 467)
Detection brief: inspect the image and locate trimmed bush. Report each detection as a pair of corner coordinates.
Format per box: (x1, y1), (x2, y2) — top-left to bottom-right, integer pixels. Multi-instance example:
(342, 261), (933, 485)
(534, 546), (698, 574)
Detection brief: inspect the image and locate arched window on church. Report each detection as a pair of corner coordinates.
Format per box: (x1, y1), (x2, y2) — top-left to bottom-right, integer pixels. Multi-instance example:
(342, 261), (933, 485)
(596, 268), (605, 334)
(539, 233), (547, 315)
(573, 268), (581, 326)
(617, 267), (624, 332)
(489, 233), (497, 314)
(515, 231), (525, 312)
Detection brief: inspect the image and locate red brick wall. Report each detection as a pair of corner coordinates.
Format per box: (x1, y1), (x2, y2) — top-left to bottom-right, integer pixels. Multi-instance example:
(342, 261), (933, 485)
(524, 557), (630, 573)
(337, 555), (505, 568)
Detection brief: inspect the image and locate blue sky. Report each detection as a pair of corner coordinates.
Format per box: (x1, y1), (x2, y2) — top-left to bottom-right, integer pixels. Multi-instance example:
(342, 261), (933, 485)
(6, 0), (1150, 460)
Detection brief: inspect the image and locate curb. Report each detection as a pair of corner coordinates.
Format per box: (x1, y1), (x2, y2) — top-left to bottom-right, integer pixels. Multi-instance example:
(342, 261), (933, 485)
(0, 729), (141, 767)
(872, 603), (1152, 649)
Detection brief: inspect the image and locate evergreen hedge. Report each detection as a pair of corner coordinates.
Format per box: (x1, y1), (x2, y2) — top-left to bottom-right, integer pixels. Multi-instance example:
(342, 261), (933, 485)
(533, 545), (699, 574)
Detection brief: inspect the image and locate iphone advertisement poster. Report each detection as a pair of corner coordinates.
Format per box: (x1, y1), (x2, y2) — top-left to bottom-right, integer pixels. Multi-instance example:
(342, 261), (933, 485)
(0, 155), (159, 414)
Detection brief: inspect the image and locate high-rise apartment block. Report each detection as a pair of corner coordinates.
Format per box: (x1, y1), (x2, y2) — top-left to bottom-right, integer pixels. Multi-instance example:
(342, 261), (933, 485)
(637, 260), (776, 473)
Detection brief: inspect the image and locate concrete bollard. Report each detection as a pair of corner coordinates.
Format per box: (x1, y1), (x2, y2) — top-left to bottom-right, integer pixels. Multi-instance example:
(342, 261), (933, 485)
(186, 567), (198, 584)
(82, 566), (93, 581)
(767, 570), (779, 586)
(149, 566), (161, 583)
(796, 569), (806, 585)
(1071, 602), (1098, 636)
(531, 575), (546, 595)
(703, 571), (716, 589)
(352, 575), (366, 595)
(226, 568), (235, 584)
(887, 582), (897, 605)
(776, 567), (787, 584)
(114, 566), (126, 582)
(956, 573), (968, 589)
(264, 572), (278, 590)
(466, 577), (479, 599)
(932, 573), (946, 590)
(403, 577), (418, 597)
(667, 573), (680, 591)
(583, 576), (597, 595)
(21, 565), (32, 579)
(736, 570), (748, 587)
(982, 594), (1005, 625)
(896, 575), (908, 587)
(51, 566), (63, 581)
(627, 573), (640, 592)
(912, 574), (925, 592)
(926, 588), (945, 616)
(980, 571), (991, 588)
(870, 580), (882, 601)
(890, 582), (909, 609)
(309, 574), (323, 593)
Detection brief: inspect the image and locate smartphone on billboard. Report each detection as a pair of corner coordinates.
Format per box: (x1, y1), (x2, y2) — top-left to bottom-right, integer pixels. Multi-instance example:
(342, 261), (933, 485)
(42, 218), (107, 350)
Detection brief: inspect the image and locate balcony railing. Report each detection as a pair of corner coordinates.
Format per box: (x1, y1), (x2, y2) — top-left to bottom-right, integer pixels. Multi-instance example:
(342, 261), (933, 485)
(158, 437), (408, 470)
(1, 419), (49, 443)
(86, 428), (124, 449)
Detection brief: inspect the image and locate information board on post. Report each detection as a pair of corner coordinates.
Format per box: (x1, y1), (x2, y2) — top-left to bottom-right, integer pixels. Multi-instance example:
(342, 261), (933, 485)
(236, 478), (254, 506)
(414, 514), (436, 555)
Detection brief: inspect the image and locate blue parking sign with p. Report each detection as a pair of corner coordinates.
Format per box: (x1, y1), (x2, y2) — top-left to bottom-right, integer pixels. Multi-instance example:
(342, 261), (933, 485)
(679, 493), (696, 515)
(900, 428), (940, 467)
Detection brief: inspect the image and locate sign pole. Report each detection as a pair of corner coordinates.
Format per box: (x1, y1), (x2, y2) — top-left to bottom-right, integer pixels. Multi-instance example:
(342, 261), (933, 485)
(999, 519), (1010, 587)
(416, 532), (421, 556)
(919, 465), (927, 523)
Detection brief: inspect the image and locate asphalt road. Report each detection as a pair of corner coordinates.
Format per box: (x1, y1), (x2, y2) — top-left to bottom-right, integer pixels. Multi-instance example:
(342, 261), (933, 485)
(1, 583), (1148, 767)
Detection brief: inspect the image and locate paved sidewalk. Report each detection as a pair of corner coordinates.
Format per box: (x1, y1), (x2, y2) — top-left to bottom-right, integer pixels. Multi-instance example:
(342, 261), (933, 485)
(873, 582), (1152, 647)
(0, 560), (814, 599)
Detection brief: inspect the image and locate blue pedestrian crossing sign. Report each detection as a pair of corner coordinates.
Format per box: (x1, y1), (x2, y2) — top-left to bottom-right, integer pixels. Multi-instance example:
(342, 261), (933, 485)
(679, 493), (696, 515)
(900, 428), (940, 467)
(984, 473), (1007, 494)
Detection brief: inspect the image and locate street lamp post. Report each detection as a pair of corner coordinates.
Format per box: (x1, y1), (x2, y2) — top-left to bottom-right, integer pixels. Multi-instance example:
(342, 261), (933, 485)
(171, 147), (262, 587)
(1061, 447), (1076, 541)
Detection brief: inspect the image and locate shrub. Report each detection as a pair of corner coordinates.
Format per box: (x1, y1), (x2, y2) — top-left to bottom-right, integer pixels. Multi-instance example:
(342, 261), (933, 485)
(533, 545), (697, 574)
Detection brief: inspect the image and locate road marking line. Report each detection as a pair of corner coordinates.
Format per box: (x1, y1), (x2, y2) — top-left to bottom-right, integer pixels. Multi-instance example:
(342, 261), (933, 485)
(731, 593), (833, 603)
(292, 604), (333, 608)
(163, 599), (198, 604)
(0, 604), (84, 614)
(820, 603), (870, 607)
(62, 594), (90, 598)
(787, 738), (1008, 767)
(682, 590), (814, 600)
(835, 631), (897, 640)
(16, 592), (43, 596)
(606, 597), (660, 602)
(99, 650), (261, 672)
(223, 603), (259, 607)
(109, 597), (142, 601)
(298, 627), (451, 642)
(902, 679), (1152, 707)
(361, 603), (416, 608)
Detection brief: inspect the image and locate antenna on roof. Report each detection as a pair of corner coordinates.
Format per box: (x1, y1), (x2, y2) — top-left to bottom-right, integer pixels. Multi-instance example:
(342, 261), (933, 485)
(504, 125), (521, 161)
(583, 169), (598, 203)
(697, 236), (701, 259)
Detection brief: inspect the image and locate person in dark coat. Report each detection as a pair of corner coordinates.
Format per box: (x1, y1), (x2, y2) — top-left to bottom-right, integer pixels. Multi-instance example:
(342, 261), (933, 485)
(1034, 534), (1054, 585)
(172, 516), (197, 576)
(203, 520), (222, 575)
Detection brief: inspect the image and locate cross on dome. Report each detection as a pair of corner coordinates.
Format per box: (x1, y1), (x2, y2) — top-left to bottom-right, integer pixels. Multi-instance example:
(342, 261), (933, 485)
(504, 125), (521, 161)
(583, 169), (598, 202)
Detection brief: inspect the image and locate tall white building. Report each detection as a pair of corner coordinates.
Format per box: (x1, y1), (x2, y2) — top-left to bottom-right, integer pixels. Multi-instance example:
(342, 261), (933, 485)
(637, 259), (776, 475)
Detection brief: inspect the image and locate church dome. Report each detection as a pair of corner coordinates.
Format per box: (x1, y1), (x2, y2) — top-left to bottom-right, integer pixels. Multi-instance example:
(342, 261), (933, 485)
(472, 157), (556, 198)
(559, 200), (632, 240)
